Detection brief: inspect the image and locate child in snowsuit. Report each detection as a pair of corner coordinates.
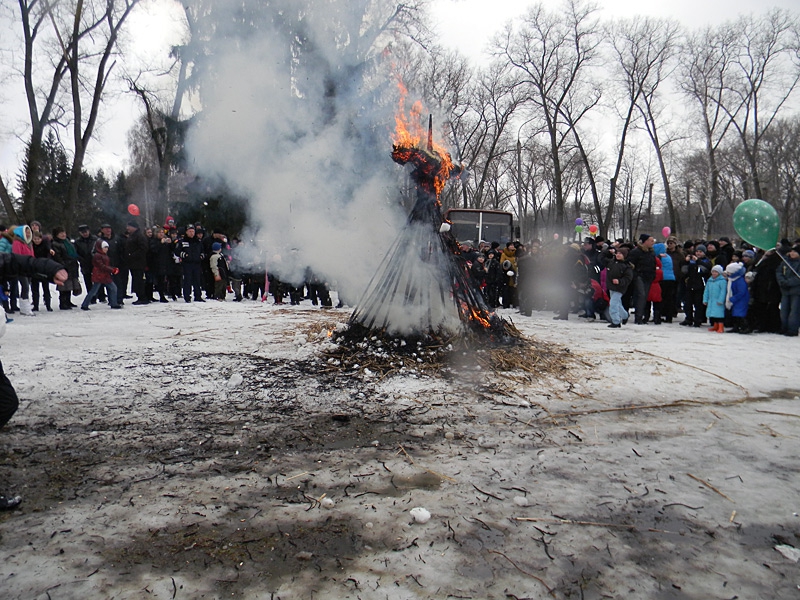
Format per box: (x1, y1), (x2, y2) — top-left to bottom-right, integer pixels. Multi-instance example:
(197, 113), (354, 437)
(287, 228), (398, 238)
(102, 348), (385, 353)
(725, 262), (750, 333)
(703, 265), (727, 333)
(81, 239), (121, 310)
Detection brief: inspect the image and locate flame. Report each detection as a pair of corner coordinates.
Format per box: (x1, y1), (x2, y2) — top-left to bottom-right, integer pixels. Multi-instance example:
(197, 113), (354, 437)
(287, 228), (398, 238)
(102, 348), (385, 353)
(392, 79), (457, 198)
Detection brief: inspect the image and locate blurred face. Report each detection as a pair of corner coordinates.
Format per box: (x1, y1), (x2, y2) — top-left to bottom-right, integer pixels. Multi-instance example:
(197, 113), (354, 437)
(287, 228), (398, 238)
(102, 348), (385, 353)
(145, 229), (153, 237)
(696, 249), (705, 258)
(789, 249), (800, 259)
(101, 227), (111, 237)
(79, 229), (90, 237)
(56, 231), (66, 240)
(186, 228), (195, 238)
(644, 237), (655, 249)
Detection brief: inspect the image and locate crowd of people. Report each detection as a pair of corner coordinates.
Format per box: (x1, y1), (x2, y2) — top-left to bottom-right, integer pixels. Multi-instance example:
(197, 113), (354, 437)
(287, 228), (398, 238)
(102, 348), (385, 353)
(462, 234), (800, 337)
(1, 217), (334, 319)
(3, 219), (799, 339)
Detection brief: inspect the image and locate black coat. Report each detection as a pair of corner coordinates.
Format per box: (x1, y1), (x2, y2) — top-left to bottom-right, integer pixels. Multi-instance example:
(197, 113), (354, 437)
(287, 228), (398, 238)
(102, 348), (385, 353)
(125, 229), (149, 271)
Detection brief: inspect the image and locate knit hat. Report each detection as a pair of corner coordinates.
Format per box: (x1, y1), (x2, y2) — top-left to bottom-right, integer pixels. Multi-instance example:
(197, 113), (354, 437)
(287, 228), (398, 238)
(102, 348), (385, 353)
(639, 233), (652, 244)
(695, 244), (707, 253)
(711, 265), (724, 275)
(212, 242), (222, 252)
(743, 249), (756, 259)
(616, 247), (629, 258)
(725, 262), (743, 277)
(127, 220), (139, 229)
(101, 240), (109, 249)
(185, 223), (195, 231)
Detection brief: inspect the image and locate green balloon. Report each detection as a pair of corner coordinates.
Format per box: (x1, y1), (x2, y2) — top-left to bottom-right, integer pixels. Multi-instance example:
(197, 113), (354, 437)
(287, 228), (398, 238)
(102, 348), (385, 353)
(575, 225), (584, 232)
(733, 198), (780, 250)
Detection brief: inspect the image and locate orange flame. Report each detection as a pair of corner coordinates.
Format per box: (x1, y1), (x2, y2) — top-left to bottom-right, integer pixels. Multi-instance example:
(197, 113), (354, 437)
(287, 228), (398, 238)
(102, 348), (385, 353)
(392, 79), (457, 198)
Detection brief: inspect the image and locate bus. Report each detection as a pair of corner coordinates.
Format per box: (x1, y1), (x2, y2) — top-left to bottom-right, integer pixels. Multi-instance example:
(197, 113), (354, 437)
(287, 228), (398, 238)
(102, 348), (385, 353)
(443, 208), (514, 247)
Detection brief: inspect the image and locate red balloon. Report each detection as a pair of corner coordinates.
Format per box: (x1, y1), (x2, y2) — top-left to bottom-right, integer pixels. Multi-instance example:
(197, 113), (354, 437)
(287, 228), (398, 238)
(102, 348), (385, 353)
(127, 203), (140, 216)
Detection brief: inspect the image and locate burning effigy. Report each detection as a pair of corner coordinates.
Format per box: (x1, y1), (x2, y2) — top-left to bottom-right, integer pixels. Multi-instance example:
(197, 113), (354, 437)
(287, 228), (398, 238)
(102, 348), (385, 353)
(337, 86), (519, 351)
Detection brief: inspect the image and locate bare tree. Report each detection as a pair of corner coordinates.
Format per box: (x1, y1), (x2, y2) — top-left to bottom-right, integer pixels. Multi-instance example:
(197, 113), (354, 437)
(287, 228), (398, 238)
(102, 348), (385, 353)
(722, 9), (800, 201)
(678, 23), (739, 237)
(575, 16), (681, 239)
(1, 0), (70, 222)
(497, 0), (601, 234)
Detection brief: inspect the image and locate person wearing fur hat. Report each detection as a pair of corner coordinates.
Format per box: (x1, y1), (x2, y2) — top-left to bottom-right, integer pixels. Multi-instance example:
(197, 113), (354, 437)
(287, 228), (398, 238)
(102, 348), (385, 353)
(703, 265), (727, 332)
(0, 252), (67, 510)
(724, 262), (750, 333)
(776, 245), (800, 337)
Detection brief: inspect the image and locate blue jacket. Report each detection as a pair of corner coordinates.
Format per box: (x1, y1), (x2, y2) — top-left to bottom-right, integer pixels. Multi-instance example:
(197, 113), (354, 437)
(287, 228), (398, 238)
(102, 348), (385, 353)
(726, 266), (750, 318)
(703, 275), (727, 318)
(654, 244), (675, 281)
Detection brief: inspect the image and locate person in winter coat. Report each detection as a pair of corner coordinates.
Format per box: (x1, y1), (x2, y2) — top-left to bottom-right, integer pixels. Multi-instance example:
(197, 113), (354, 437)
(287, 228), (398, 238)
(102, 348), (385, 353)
(725, 262), (750, 333)
(655, 242), (676, 323)
(209, 242), (229, 301)
(484, 251), (502, 309)
(30, 230), (53, 312)
(108, 227), (129, 306)
(703, 265), (727, 332)
(499, 243), (518, 309)
(0, 226), (17, 314)
(80, 239), (122, 310)
(606, 247), (634, 328)
(0, 252), (67, 510)
(627, 234), (657, 324)
(748, 249), (782, 333)
(554, 244), (589, 320)
(776, 245), (800, 337)
(74, 224), (97, 297)
(11, 226), (36, 316)
(175, 224), (206, 303)
(125, 221), (149, 305)
(50, 226), (81, 310)
(681, 244), (712, 327)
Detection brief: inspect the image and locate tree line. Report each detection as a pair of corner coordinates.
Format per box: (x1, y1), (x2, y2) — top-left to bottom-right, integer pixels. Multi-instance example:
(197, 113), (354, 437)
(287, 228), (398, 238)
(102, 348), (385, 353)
(1, 0), (798, 243)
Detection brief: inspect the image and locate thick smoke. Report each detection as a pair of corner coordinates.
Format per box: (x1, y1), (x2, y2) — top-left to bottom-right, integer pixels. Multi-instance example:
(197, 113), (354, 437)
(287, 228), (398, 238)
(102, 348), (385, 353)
(184, 2), (407, 303)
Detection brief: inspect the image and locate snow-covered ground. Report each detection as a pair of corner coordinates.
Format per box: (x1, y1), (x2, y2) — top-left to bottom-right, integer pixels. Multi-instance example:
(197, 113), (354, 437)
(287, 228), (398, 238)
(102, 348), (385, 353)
(1, 295), (798, 599)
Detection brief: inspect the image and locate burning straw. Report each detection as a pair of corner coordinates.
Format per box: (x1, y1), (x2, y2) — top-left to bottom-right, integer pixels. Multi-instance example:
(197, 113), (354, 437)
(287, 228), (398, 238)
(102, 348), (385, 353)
(341, 95), (517, 348)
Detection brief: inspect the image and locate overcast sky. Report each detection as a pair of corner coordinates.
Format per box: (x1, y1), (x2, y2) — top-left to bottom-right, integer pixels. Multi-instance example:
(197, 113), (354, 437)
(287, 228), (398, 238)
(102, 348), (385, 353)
(1, 0), (797, 185)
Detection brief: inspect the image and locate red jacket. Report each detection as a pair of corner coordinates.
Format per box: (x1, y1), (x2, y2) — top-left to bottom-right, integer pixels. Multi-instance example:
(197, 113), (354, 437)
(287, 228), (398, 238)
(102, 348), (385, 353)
(91, 240), (115, 284)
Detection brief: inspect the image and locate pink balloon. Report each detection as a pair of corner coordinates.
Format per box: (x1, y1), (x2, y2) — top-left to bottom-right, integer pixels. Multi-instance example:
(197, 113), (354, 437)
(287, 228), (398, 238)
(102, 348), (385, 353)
(553, 233), (559, 240)
(128, 203), (140, 216)
(661, 226), (671, 238)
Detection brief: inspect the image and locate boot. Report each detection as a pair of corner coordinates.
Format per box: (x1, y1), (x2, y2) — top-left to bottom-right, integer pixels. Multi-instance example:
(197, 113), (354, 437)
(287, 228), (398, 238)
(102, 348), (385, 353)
(708, 323), (717, 331)
(19, 298), (35, 317)
(716, 322), (725, 333)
